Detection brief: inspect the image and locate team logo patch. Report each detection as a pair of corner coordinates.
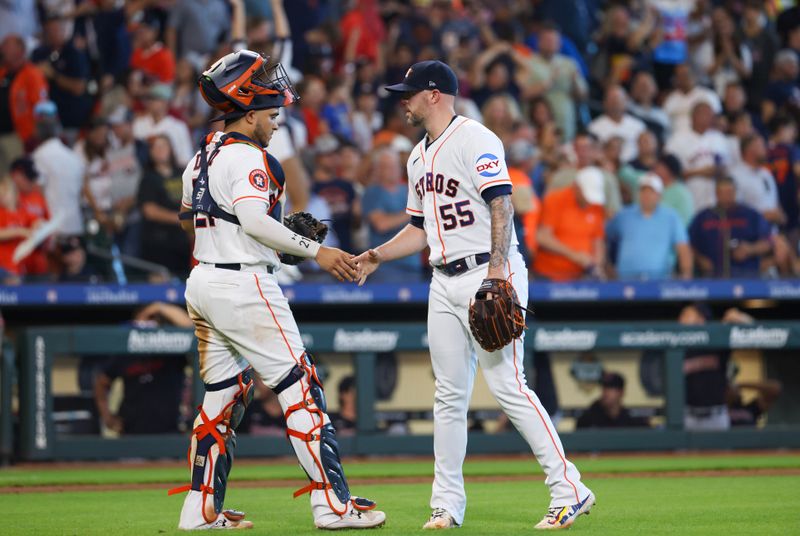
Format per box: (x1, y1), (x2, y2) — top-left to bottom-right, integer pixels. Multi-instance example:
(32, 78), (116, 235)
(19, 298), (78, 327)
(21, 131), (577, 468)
(475, 153), (502, 178)
(249, 169), (269, 191)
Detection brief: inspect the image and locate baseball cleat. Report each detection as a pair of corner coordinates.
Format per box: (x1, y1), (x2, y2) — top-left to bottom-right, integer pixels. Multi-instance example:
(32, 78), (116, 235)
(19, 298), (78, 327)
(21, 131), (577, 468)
(315, 505), (386, 530)
(534, 492), (595, 530)
(197, 509), (253, 530)
(422, 508), (459, 529)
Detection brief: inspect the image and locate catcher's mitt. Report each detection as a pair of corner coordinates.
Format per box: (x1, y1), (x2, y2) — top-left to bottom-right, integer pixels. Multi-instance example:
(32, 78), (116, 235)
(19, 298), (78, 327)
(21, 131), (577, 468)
(281, 211), (328, 265)
(468, 278), (527, 352)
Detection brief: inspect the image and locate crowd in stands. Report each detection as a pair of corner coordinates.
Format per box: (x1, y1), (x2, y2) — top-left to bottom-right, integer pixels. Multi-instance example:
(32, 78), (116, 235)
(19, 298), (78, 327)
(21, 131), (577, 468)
(3, 0), (800, 284)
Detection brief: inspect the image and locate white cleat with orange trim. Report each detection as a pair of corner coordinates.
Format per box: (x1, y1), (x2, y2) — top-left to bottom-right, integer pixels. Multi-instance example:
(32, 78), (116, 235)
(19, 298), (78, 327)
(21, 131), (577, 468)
(534, 492), (595, 530)
(314, 502), (386, 530)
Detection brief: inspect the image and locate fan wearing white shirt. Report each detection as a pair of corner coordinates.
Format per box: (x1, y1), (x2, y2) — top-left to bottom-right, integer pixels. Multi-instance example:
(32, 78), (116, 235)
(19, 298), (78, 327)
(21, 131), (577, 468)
(730, 133), (798, 277)
(665, 101), (730, 212)
(132, 83), (194, 164)
(588, 85), (646, 163)
(663, 64), (722, 134)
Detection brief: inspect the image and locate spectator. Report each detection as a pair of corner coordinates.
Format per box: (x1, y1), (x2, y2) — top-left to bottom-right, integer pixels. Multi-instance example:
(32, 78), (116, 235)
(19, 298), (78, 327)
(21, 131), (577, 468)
(165, 0), (231, 68)
(470, 41), (520, 110)
(77, 117), (115, 234)
(361, 147), (419, 281)
(480, 93), (521, 146)
(738, 0), (778, 111)
(521, 23), (588, 142)
(9, 157), (49, 276)
(31, 102), (84, 239)
(0, 34), (48, 168)
(650, 0), (692, 89)
(93, 302), (191, 435)
(329, 375), (356, 437)
(663, 63), (722, 134)
(666, 101), (730, 212)
(730, 134), (784, 227)
(351, 79), (382, 153)
(0, 172), (36, 282)
(627, 70), (671, 142)
(762, 50), (800, 125)
(726, 378), (782, 427)
(689, 176), (772, 278)
(53, 236), (98, 282)
(171, 59), (208, 145)
(534, 167), (606, 281)
(321, 77), (354, 142)
(724, 110), (754, 167)
(89, 0), (132, 92)
(310, 134), (358, 253)
(506, 139), (541, 264)
(575, 372), (649, 429)
(297, 75), (328, 147)
(766, 116), (800, 240)
(31, 16), (93, 135)
(707, 7), (752, 96)
(132, 83), (194, 164)
(679, 302), (731, 431)
(106, 108), (144, 256)
(653, 154), (695, 227)
(548, 132), (622, 217)
(619, 130), (660, 204)
(591, 5), (654, 88)
(588, 85), (647, 163)
(130, 17), (175, 84)
(607, 173), (692, 280)
(137, 135), (191, 280)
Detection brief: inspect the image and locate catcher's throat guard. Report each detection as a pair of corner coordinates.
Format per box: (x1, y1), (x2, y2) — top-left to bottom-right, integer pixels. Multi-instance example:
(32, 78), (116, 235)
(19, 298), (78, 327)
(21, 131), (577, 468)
(274, 354), (377, 515)
(169, 368), (255, 524)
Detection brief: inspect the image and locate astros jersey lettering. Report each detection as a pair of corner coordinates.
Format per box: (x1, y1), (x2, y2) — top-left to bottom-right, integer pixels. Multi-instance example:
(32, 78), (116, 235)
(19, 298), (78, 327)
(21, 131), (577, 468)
(405, 116), (518, 266)
(181, 131), (284, 267)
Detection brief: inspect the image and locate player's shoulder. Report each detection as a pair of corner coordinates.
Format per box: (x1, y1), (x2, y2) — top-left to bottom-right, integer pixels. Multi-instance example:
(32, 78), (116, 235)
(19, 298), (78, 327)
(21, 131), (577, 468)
(458, 117), (497, 138)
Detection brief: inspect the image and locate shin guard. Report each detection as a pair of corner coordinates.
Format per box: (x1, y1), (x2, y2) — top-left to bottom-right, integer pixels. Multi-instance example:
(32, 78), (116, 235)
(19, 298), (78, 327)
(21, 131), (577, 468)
(274, 354), (377, 516)
(169, 368), (255, 524)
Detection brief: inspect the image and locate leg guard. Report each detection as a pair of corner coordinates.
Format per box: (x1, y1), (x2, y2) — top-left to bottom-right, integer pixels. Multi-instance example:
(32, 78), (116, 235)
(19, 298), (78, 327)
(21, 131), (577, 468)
(170, 368), (255, 528)
(274, 354), (377, 518)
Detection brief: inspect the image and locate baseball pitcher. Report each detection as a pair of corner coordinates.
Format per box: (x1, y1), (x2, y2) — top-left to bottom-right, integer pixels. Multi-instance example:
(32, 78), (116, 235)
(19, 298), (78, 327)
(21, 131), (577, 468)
(355, 60), (594, 530)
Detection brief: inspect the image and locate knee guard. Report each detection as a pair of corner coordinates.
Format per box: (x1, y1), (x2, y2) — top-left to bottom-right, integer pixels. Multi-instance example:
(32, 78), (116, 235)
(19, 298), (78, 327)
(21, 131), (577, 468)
(169, 368), (255, 524)
(274, 354), (376, 516)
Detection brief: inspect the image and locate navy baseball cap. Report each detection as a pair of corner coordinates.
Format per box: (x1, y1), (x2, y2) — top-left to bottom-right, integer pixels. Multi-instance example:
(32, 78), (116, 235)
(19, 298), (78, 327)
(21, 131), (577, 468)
(385, 60), (458, 96)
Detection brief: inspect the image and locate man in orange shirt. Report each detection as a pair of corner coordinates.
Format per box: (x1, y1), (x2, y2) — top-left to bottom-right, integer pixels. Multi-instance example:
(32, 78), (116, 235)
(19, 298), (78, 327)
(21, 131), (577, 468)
(0, 34), (48, 171)
(10, 157), (49, 275)
(130, 18), (176, 84)
(534, 167), (606, 281)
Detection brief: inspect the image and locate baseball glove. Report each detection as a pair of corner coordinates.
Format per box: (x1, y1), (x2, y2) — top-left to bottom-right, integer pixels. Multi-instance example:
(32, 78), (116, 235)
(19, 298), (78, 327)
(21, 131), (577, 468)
(468, 278), (527, 352)
(280, 211), (328, 265)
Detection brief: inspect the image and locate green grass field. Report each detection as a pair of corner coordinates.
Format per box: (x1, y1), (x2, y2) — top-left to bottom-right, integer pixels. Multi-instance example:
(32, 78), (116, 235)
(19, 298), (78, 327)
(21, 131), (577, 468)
(1, 454), (798, 535)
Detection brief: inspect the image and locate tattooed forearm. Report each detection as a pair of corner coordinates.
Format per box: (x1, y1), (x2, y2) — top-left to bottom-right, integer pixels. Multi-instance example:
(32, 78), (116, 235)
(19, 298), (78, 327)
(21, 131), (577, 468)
(489, 195), (513, 269)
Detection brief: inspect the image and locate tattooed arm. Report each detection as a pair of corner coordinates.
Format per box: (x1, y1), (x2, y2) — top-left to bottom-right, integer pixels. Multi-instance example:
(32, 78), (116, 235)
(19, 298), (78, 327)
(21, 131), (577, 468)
(487, 194), (514, 279)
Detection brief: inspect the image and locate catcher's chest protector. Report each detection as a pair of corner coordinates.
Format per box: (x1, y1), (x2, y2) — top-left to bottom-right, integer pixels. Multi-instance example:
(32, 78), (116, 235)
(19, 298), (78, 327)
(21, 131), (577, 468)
(180, 132), (285, 227)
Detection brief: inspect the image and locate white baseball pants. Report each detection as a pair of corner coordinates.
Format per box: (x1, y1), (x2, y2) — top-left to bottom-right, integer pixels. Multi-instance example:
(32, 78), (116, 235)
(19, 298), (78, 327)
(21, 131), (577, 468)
(427, 252), (590, 525)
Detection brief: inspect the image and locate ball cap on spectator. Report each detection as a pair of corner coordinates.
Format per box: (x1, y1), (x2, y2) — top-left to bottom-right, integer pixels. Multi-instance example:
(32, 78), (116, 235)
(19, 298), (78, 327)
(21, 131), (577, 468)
(601, 372), (625, 390)
(639, 172), (664, 194)
(576, 166), (605, 205)
(385, 60), (458, 96)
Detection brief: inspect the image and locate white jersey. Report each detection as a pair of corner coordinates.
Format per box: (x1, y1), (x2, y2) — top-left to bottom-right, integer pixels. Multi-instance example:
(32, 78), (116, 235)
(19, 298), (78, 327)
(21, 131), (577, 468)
(405, 116), (517, 266)
(181, 131), (284, 267)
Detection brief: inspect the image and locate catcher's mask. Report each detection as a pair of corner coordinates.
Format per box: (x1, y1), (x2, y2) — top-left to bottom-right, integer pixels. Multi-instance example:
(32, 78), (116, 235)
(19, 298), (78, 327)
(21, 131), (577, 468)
(199, 50), (299, 121)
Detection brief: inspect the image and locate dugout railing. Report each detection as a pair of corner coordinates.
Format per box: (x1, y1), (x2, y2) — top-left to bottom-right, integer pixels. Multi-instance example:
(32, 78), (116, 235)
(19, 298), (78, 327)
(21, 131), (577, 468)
(9, 322), (800, 461)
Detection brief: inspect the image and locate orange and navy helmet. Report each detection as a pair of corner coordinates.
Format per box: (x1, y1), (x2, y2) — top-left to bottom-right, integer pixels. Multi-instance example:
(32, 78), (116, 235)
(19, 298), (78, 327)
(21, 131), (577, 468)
(198, 50), (299, 120)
